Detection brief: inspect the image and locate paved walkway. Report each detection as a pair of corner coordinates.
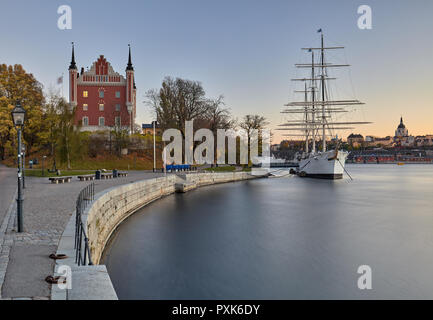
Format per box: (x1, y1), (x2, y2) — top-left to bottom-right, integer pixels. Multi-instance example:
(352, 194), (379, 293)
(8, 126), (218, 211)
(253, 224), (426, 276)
(0, 170), (164, 300)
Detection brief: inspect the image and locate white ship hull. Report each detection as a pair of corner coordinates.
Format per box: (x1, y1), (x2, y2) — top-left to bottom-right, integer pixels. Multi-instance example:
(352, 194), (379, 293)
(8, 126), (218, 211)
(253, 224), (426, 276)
(297, 149), (348, 179)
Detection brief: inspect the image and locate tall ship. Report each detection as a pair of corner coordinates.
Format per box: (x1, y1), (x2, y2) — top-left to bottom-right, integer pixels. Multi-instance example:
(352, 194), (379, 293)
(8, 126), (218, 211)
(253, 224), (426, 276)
(278, 30), (371, 179)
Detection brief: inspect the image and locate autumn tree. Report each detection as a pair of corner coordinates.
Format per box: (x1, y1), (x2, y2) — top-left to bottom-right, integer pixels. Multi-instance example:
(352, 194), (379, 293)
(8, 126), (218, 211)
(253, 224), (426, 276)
(0, 64), (45, 156)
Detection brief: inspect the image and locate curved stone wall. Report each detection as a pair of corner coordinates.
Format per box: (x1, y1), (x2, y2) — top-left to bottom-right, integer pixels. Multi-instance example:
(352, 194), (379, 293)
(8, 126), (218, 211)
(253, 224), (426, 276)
(83, 172), (257, 265)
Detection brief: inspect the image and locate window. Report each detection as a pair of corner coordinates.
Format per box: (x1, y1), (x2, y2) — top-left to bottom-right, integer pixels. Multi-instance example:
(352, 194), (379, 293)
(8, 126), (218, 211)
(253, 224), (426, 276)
(115, 104), (120, 111)
(99, 104), (104, 111)
(82, 116), (89, 126)
(99, 117), (105, 126)
(83, 91), (88, 98)
(99, 90), (104, 98)
(115, 91), (120, 98)
(115, 116), (121, 126)
(83, 104), (88, 111)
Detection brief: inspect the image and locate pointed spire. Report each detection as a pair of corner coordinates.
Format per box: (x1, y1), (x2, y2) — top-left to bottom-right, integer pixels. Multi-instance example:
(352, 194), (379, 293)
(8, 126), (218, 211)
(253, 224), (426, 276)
(126, 44), (134, 71)
(400, 116), (403, 124)
(69, 42), (77, 70)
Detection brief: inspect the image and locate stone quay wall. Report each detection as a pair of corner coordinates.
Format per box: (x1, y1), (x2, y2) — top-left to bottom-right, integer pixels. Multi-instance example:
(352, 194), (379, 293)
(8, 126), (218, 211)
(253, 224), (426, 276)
(52, 172), (261, 300)
(87, 172), (258, 265)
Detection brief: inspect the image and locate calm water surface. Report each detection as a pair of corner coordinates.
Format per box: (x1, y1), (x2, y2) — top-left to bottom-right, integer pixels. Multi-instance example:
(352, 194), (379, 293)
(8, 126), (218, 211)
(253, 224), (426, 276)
(102, 164), (433, 299)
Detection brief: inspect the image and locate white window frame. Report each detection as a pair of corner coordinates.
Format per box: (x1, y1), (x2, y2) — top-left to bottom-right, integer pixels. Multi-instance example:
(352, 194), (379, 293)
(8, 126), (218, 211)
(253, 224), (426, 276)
(99, 104), (104, 111)
(99, 90), (104, 98)
(83, 91), (88, 98)
(99, 117), (105, 126)
(82, 116), (89, 126)
(83, 104), (88, 111)
(115, 91), (120, 98)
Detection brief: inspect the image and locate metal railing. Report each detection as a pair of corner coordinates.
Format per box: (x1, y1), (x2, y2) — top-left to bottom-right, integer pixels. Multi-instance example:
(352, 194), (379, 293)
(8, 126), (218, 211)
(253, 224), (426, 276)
(75, 182), (95, 266)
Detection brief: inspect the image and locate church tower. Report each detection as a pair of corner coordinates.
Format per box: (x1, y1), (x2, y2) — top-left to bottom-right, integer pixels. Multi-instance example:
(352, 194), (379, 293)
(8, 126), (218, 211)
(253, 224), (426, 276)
(125, 44), (135, 133)
(68, 42), (78, 108)
(395, 117), (408, 138)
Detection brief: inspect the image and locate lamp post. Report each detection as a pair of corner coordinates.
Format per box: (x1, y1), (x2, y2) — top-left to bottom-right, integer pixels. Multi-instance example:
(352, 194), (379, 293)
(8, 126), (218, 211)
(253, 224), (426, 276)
(11, 100), (26, 233)
(42, 155), (47, 177)
(21, 144), (26, 189)
(153, 120), (157, 172)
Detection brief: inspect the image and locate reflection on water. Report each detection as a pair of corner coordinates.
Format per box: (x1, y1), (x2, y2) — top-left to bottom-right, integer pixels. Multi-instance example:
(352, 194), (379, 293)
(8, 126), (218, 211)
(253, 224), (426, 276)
(102, 164), (433, 299)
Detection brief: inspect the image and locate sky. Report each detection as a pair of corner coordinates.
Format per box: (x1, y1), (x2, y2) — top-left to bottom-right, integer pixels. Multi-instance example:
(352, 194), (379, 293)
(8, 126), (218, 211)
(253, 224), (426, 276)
(1, 0), (432, 143)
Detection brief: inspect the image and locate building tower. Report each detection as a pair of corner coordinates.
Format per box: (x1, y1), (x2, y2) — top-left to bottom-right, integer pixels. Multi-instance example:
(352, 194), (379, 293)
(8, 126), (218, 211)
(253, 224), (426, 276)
(69, 42), (78, 108)
(395, 117), (408, 138)
(126, 44), (135, 133)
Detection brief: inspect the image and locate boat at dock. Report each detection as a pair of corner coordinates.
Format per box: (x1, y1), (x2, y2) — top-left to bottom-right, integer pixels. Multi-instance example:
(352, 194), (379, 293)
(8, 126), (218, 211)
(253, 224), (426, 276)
(278, 30), (371, 179)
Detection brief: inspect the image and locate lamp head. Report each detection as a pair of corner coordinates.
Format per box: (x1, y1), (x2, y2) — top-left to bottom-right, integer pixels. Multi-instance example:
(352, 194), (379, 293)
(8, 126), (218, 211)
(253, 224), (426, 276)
(11, 100), (26, 128)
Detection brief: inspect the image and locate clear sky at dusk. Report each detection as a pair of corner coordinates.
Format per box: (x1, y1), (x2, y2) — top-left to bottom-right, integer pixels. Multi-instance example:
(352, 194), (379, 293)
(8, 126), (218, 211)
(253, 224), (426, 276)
(1, 0), (432, 142)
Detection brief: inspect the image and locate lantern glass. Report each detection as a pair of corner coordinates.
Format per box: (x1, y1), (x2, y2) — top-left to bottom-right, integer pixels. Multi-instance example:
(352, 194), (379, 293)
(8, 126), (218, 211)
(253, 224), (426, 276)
(12, 113), (25, 126)
(11, 102), (26, 127)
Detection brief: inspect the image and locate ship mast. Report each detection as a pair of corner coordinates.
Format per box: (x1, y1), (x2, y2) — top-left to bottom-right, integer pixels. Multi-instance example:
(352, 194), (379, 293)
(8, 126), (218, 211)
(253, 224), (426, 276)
(279, 30), (371, 153)
(304, 82), (309, 153)
(311, 50), (316, 153)
(320, 31), (326, 152)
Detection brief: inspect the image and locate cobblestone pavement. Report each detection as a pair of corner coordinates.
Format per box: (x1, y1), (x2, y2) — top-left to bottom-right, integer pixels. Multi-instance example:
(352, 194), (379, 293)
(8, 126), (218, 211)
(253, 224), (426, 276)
(0, 170), (165, 300)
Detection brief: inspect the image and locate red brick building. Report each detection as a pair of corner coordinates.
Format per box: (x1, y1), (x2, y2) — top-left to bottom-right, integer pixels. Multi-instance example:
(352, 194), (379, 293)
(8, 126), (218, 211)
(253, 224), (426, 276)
(68, 43), (136, 132)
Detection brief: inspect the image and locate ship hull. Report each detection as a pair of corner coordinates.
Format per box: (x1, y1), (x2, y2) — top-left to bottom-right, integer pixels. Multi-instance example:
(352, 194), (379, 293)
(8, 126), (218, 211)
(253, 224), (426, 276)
(297, 150), (348, 180)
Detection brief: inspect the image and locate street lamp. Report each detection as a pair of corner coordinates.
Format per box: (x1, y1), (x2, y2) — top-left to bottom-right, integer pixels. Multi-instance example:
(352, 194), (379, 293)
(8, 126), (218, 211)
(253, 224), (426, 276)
(153, 120), (157, 172)
(42, 155), (47, 177)
(11, 100), (26, 233)
(21, 144), (26, 189)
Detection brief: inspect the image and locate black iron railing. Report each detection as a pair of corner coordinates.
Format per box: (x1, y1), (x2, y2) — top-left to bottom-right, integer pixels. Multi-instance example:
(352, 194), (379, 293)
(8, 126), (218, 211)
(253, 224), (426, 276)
(75, 182), (95, 266)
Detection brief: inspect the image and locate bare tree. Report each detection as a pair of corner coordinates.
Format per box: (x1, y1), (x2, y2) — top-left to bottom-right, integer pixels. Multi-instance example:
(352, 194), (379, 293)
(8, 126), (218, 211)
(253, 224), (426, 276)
(239, 114), (269, 164)
(145, 77), (208, 138)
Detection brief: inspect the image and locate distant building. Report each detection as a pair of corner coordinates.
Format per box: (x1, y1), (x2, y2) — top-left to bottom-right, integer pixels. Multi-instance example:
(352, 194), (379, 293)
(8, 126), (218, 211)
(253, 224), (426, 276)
(69, 44), (136, 132)
(347, 133), (364, 147)
(142, 121), (162, 136)
(364, 136), (393, 147)
(395, 117), (408, 138)
(394, 117), (415, 147)
(415, 135), (433, 147)
(270, 144), (280, 152)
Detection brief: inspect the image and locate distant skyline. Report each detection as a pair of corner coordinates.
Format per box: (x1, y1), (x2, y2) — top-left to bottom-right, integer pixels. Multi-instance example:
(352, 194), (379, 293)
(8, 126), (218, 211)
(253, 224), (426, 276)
(1, 0), (432, 142)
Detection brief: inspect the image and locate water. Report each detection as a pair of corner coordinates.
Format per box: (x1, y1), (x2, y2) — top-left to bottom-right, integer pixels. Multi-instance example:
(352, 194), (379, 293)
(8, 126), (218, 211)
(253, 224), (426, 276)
(102, 164), (433, 299)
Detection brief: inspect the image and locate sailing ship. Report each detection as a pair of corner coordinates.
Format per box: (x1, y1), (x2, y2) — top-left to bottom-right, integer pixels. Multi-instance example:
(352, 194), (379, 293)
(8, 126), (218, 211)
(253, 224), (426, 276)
(278, 30), (371, 179)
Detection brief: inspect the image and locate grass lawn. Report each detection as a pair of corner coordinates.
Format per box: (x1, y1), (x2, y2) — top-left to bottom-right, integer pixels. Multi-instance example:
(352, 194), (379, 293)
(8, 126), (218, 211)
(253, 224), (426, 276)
(205, 165), (236, 172)
(24, 169), (95, 178)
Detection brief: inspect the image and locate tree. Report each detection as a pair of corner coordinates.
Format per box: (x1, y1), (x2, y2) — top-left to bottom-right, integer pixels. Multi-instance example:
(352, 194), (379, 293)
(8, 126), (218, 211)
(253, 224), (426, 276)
(145, 77), (234, 163)
(239, 114), (269, 165)
(146, 77), (208, 137)
(0, 64), (45, 155)
(111, 126), (130, 157)
(57, 98), (79, 170)
(0, 97), (15, 160)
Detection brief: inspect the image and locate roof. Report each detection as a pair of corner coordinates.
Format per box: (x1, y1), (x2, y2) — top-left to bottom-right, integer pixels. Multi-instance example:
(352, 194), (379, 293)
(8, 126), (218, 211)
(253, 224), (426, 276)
(398, 117), (406, 129)
(348, 133), (364, 139)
